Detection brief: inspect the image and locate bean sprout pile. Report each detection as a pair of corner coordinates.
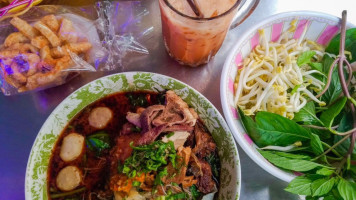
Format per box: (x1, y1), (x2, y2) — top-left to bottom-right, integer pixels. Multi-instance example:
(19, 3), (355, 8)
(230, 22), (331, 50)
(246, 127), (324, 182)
(234, 20), (328, 119)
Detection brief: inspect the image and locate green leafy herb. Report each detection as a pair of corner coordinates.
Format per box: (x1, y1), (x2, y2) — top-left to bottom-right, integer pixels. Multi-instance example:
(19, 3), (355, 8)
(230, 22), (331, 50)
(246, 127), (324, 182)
(205, 153), (220, 180)
(320, 97), (347, 128)
(316, 168), (334, 176)
(120, 141), (177, 185)
(157, 92), (166, 105)
(311, 177), (337, 197)
(285, 175), (317, 195)
(334, 112), (356, 160)
(297, 50), (316, 66)
(326, 28), (356, 63)
(309, 62), (323, 72)
(274, 151), (311, 160)
(310, 133), (325, 157)
(126, 93), (148, 107)
(86, 131), (110, 156)
(255, 112), (311, 147)
(293, 102), (322, 125)
(238, 107), (261, 145)
(132, 181), (141, 187)
(190, 185), (201, 200)
(259, 150), (329, 172)
(337, 178), (356, 200)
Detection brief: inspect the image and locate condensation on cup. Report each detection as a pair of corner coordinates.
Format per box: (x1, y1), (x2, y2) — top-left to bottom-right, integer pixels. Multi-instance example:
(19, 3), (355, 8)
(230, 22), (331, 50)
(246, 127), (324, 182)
(159, 0), (259, 67)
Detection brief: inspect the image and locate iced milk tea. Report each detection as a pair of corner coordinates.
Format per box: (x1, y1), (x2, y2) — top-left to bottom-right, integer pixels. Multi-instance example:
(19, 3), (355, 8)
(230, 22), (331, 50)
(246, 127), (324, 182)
(159, 0), (238, 66)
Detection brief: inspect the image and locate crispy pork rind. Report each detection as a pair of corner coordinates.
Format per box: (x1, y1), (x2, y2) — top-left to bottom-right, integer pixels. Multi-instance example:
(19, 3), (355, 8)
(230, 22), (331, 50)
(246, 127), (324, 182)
(0, 2), (151, 95)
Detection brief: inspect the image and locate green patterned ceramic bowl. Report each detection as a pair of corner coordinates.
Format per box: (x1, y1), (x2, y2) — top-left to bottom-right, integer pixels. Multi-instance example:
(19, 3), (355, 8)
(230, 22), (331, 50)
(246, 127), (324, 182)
(25, 72), (241, 200)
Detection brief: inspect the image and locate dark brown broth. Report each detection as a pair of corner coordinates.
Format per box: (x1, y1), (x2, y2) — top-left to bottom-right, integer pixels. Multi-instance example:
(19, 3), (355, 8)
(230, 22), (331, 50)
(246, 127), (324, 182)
(47, 91), (161, 200)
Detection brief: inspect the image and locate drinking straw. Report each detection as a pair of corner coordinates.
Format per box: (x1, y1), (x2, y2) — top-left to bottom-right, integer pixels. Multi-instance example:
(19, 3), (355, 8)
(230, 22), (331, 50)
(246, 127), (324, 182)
(186, 0), (203, 18)
(0, 0), (42, 18)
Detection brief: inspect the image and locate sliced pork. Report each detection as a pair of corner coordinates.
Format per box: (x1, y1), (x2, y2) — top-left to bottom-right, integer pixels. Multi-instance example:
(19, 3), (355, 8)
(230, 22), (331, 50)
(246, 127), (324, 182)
(193, 123), (216, 159)
(152, 90), (197, 127)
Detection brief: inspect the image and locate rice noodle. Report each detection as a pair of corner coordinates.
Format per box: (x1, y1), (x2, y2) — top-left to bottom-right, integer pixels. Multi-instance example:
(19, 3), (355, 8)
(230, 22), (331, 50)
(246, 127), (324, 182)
(234, 21), (326, 118)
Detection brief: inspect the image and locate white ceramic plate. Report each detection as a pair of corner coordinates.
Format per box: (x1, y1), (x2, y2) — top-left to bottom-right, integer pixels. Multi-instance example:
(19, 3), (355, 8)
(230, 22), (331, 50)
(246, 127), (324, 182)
(220, 11), (355, 182)
(25, 72), (241, 200)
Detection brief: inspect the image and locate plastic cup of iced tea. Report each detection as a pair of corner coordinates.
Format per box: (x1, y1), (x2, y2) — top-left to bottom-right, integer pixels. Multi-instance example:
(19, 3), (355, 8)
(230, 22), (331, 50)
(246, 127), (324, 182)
(159, 0), (259, 67)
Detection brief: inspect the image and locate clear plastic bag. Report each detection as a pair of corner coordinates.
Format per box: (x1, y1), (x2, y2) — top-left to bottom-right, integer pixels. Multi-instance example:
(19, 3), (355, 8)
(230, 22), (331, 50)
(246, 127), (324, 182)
(0, 1), (152, 95)
(97, 1), (152, 70)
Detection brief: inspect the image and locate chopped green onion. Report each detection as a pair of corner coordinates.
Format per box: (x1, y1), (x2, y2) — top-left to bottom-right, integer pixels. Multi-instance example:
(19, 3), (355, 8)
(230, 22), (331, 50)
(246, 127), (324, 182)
(132, 181), (141, 187)
(166, 132), (174, 138)
(190, 185), (201, 200)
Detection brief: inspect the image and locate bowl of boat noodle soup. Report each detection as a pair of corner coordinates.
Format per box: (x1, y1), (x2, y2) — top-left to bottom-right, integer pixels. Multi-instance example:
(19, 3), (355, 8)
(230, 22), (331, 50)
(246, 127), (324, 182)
(25, 72), (241, 200)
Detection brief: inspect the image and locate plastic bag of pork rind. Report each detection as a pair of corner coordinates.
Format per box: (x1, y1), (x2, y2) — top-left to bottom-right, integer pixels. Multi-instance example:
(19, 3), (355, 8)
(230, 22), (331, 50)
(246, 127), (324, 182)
(0, 3), (127, 95)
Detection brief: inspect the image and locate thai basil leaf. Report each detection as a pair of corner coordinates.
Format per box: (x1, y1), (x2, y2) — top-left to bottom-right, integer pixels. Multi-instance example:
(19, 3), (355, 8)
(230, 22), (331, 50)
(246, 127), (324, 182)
(311, 177), (337, 197)
(326, 28), (356, 63)
(320, 97), (347, 128)
(274, 151), (311, 160)
(310, 133), (326, 162)
(308, 128), (331, 141)
(322, 54), (336, 74)
(321, 55), (341, 104)
(86, 138), (110, 152)
(297, 51), (316, 66)
(306, 196), (319, 200)
(349, 165), (356, 180)
(126, 93), (148, 107)
(316, 168), (334, 176)
(334, 112), (356, 160)
(323, 188), (344, 200)
(293, 102), (322, 125)
(205, 153), (220, 180)
(285, 175), (322, 195)
(259, 150), (326, 172)
(323, 195), (342, 200)
(310, 133), (324, 154)
(309, 62), (323, 73)
(337, 178), (356, 200)
(285, 176), (313, 195)
(86, 131), (111, 155)
(255, 112), (311, 147)
(238, 107), (261, 146)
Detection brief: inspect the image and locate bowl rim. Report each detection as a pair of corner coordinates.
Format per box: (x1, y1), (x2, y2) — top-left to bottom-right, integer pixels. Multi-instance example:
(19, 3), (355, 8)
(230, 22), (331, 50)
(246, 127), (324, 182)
(25, 71), (241, 199)
(220, 10), (356, 182)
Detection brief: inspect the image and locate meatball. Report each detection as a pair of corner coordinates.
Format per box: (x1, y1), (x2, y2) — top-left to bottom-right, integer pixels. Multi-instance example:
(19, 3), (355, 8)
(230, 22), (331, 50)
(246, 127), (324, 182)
(56, 165), (82, 191)
(88, 107), (113, 129)
(59, 133), (84, 162)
